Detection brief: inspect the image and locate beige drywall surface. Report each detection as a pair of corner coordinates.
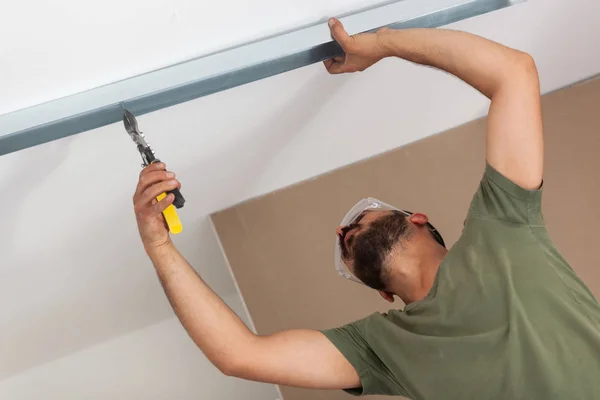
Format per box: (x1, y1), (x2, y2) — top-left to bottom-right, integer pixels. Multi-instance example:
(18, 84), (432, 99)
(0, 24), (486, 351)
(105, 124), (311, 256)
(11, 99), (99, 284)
(212, 77), (600, 400)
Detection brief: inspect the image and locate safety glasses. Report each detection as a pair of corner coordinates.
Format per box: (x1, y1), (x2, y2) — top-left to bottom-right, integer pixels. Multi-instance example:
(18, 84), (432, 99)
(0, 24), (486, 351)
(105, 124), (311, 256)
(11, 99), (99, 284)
(334, 197), (445, 284)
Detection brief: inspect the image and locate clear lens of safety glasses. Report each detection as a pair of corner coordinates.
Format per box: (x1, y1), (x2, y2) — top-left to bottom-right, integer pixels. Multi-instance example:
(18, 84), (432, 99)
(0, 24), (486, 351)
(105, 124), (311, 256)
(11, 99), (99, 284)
(334, 198), (405, 284)
(334, 197), (446, 285)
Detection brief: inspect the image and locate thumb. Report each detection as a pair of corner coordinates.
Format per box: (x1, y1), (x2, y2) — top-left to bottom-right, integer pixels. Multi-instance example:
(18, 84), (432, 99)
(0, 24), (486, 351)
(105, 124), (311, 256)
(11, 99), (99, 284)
(328, 18), (352, 49)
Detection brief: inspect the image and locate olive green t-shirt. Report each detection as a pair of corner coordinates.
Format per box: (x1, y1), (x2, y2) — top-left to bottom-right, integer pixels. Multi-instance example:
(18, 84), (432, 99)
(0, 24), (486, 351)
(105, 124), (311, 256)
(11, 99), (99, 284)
(323, 163), (600, 399)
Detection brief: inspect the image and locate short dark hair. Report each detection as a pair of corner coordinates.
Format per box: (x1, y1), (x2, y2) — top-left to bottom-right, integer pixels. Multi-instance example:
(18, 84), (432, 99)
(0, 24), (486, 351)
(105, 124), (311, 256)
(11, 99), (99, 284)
(351, 210), (412, 290)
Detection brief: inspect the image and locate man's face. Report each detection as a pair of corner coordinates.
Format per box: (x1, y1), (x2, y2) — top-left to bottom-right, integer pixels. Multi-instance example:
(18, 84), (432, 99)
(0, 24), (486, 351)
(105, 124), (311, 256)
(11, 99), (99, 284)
(335, 209), (417, 290)
(336, 209), (395, 271)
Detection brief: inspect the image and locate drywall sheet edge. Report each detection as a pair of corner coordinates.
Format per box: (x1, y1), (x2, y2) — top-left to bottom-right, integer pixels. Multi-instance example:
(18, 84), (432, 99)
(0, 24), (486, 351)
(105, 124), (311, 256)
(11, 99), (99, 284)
(0, 0), (522, 156)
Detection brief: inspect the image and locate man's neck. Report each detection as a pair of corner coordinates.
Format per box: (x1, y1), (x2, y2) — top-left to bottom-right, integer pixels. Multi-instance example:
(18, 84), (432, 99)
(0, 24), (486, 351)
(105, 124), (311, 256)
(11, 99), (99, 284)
(392, 246), (448, 305)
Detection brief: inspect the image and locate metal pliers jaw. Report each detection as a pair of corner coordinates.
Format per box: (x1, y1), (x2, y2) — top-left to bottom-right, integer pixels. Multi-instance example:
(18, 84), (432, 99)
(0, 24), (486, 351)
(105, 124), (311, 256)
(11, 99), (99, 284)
(123, 109), (157, 168)
(122, 109), (185, 234)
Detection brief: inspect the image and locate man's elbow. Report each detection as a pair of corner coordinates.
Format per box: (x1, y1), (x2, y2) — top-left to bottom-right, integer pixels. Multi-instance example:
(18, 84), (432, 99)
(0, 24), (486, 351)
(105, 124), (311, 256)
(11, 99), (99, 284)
(491, 51), (539, 97)
(514, 51), (539, 80)
(214, 356), (242, 377)
(215, 355), (254, 378)
(217, 362), (237, 377)
(206, 335), (260, 378)
(215, 362), (239, 378)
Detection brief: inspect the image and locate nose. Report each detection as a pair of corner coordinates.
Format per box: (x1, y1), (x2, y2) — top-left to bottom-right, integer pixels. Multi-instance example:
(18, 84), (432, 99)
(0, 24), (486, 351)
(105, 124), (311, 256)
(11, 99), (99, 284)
(336, 226), (345, 236)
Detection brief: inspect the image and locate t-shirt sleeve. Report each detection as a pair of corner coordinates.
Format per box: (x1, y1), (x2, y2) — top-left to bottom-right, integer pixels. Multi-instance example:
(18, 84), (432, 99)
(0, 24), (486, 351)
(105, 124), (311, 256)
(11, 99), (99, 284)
(321, 317), (404, 397)
(466, 162), (544, 226)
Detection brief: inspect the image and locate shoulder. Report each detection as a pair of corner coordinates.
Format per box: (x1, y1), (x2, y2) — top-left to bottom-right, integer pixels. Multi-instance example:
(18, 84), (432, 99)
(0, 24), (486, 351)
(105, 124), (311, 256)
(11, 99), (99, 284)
(466, 162), (544, 227)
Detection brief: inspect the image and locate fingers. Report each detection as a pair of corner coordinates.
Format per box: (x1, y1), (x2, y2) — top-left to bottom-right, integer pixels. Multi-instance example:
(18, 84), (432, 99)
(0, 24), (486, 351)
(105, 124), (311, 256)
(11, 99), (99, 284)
(323, 58), (346, 74)
(154, 193), (175, 214)
(323, 58), (335, 70)
(134, 162), (181, 213)
(137, 162), (167, 195)
(135, 170), (175, 198)
(139, 179), (180, 207)
(139, 162), (166, 178)
(325, 18), (351, 75)
(330, 63), (344, 74)
(328, 18), (353, 49)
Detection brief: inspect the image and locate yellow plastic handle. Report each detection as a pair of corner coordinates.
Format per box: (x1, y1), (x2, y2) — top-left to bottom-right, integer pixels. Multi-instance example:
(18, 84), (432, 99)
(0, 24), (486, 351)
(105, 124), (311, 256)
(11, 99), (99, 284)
(156, 192), (183, 234)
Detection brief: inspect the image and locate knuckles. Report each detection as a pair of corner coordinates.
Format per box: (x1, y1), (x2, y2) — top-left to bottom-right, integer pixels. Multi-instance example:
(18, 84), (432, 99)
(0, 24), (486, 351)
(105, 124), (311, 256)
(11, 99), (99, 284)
(137, 171), (171, 190)
(139, 162), (166, 177)
(133, 204), (144, 215)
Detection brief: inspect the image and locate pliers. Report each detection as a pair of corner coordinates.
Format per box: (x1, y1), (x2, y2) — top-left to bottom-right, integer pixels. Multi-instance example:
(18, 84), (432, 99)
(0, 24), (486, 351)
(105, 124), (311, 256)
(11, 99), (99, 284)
(123, 109), (185, 234)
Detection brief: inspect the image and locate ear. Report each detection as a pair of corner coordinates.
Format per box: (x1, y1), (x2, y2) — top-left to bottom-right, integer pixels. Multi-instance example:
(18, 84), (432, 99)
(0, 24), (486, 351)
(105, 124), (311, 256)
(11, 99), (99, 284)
(408, 213), (429, 226)
(378, 290), (395, 303)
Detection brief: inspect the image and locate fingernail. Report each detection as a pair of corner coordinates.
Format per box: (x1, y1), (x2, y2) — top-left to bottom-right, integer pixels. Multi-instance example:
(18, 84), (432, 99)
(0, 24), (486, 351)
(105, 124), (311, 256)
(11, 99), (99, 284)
(166, 172), (175, 178)
(328, 18), (335, 27)
(169, 179), (178, 185)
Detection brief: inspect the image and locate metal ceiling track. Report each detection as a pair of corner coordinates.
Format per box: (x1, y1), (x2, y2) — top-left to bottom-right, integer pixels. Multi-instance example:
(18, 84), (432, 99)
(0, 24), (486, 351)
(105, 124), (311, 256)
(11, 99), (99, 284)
(0, 0), (522, 156)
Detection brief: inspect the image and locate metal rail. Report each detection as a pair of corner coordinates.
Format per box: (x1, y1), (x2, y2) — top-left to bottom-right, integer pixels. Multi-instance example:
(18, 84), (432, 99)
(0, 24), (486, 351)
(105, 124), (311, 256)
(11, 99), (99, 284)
(0, 0), (522, 156)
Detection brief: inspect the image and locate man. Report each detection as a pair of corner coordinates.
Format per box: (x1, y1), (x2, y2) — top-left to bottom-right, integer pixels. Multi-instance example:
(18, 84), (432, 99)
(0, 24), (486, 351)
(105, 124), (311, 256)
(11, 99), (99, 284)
(133, 19), (600, 399)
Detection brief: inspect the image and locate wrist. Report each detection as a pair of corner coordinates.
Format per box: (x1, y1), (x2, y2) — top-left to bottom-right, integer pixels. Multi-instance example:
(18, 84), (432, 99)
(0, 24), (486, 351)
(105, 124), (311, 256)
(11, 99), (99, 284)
(375, 27), (398, 59)
(144, 238), (175, 258)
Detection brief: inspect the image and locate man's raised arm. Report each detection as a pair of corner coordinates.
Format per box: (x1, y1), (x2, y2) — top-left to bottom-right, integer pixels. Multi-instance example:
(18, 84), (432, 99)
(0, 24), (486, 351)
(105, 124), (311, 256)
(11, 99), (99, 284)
(132, 162), (360, 390)
(325, 19), (544, 190)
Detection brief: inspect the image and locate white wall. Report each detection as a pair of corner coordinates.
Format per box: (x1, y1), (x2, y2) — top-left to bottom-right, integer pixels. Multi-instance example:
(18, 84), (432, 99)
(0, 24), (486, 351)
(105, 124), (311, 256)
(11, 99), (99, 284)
(0, 293), (279, 400)
(0, 183), (237, 381)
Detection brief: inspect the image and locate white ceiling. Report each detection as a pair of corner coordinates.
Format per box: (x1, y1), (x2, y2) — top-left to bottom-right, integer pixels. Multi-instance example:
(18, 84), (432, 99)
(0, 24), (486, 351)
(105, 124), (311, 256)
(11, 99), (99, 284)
(1, 0), (599, 385)
(0, 0), (389, 116)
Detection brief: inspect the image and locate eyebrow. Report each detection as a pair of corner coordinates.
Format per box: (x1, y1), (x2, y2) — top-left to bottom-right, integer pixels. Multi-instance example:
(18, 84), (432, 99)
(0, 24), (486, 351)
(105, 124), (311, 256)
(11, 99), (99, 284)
(354, 212), (367, 225)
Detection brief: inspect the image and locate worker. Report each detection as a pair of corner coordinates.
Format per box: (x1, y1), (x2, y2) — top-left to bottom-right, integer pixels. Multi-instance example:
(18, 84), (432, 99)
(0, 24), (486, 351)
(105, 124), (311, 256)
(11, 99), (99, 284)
(132, 18), (600, 399)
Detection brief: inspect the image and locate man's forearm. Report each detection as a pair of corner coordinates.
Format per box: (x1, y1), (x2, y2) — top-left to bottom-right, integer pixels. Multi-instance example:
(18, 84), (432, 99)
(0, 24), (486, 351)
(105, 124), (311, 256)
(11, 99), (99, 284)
(378, 28), (532, 99)
(147, 242), (255, 373)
